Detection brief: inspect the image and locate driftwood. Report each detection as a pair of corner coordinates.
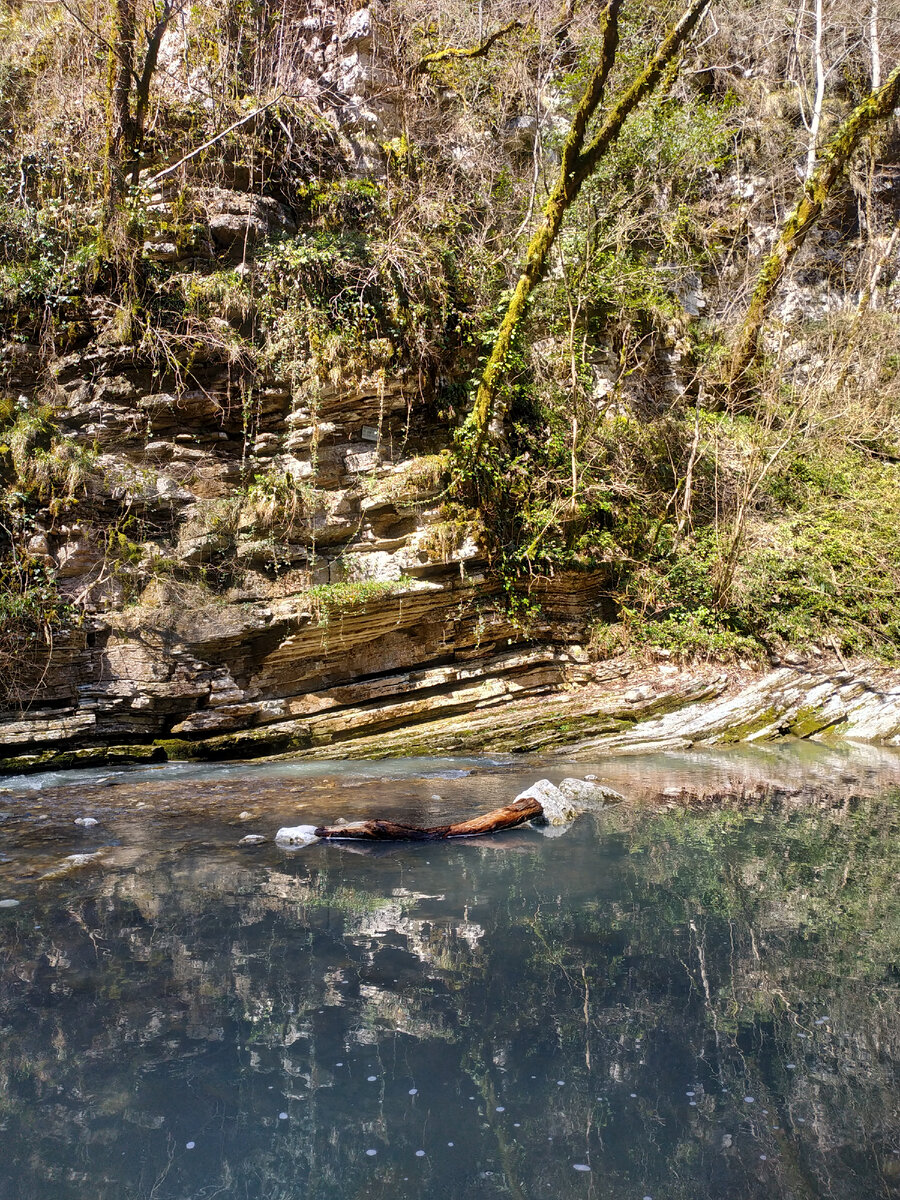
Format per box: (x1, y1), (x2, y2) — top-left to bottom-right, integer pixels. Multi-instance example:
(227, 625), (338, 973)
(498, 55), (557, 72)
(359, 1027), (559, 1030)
(314, 796), (543, 842)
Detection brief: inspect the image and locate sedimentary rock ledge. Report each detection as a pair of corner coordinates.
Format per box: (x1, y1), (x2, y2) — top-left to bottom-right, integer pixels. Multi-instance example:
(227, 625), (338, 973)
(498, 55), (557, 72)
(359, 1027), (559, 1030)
(5, 640), (900, 775)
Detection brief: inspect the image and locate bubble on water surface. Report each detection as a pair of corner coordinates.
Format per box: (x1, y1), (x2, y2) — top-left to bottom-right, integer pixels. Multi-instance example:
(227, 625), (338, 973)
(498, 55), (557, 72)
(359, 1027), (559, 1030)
(496, 1106), (505, 1112)
(786, 1063), (796, 1069)
(744, 1097), (755, 1103)
(572, 1164), (590, 1171)
(366, 1149), (377, 1157)
(185, 1142), (195, 1150)
(448, 1142), (454, 1147)
(630, 1093), (637, 1098)
(409, 1088), (418, 1095)
(760, 1155), (767, 1161)
(415, 1150), (425, 1157)
(557, 1080), (565, 1086)
(367, 1076), (377, 1082)
(279, 1112), (288, 1120)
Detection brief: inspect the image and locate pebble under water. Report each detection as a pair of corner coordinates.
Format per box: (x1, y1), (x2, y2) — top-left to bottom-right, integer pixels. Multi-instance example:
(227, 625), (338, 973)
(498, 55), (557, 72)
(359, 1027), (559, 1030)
(0, 749), (899, 1200)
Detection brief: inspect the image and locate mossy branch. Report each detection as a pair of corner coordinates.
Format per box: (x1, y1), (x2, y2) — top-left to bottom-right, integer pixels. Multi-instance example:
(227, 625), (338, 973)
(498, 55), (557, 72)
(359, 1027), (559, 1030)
(414, 19), (525, 74)
(728, 59), (900, 389)
(573, 0), (709, 188)
(467, 0), (709, 452)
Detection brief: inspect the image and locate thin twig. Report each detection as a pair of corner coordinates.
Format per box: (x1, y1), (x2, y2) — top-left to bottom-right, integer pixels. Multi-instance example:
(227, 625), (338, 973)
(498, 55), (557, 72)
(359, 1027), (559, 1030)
(145, 94), (287, 186)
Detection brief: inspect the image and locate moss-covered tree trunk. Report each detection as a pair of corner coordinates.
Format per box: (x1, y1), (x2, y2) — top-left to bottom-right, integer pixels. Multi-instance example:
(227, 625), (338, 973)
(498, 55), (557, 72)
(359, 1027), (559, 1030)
(468, 0), (710, 451)
(105, 0), (137, 220)
(728, 60), (900, 389)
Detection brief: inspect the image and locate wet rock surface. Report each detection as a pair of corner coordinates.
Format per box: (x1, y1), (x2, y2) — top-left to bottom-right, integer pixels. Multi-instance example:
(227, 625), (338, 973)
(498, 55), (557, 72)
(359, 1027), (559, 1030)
(7, 650), (900, 775)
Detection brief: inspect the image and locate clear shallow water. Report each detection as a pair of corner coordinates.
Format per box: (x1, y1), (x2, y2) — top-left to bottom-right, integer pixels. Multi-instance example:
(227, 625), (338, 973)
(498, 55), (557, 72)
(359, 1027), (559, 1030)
(1, 752), (900, 1199)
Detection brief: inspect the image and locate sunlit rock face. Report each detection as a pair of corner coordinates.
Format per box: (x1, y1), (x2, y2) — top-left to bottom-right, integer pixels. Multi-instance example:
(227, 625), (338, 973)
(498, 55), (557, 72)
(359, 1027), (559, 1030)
(3, 4), (900, 775)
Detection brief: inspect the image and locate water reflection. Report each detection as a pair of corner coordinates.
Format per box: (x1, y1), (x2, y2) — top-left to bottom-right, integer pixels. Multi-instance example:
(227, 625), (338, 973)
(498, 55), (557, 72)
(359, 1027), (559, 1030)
(1, 764), (899, 1199)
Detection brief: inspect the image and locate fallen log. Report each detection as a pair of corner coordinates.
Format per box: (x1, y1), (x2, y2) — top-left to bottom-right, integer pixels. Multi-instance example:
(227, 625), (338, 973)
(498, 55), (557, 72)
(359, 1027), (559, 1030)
(314, 796), (543, 841)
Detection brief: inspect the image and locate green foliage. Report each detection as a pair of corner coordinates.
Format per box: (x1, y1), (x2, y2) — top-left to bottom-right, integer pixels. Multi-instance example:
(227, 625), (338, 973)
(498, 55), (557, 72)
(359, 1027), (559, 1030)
(307, 577), (415, 626)
(298, 178), (384, 231)
(599, 439), (900, 662)
(0, 399), (97, 505)
(0, 544), (70, 705)
(254, 222), (452, 386)
(736, 449), (900, 657)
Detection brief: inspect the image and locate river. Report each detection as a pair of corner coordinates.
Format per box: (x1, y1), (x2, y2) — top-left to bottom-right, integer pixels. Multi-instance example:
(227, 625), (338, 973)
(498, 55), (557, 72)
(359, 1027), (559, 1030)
(1, 745), (899, 1199)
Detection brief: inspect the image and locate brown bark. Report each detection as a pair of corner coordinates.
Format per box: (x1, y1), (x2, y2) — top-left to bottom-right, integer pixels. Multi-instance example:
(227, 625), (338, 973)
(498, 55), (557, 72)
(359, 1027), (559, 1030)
(314, 796), (543, 841)
(105, 0), (136, 213)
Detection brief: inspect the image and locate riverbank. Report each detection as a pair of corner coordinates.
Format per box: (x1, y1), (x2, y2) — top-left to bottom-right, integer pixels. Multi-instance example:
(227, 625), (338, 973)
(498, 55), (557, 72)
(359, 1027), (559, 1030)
(4, 648), (900, 776)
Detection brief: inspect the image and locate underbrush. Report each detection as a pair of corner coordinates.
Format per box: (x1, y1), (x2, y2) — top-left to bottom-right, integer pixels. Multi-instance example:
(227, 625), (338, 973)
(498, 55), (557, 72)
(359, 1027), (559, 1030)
(594, 445), (900, 664)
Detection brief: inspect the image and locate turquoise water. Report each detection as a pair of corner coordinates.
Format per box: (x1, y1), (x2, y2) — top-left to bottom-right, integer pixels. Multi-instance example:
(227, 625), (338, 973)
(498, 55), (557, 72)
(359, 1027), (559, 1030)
(1, 752), (899, 1199)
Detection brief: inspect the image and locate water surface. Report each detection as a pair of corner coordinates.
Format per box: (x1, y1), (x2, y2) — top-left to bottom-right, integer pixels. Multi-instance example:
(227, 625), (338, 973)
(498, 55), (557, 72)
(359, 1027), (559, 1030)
(1, 749), (899, 1199)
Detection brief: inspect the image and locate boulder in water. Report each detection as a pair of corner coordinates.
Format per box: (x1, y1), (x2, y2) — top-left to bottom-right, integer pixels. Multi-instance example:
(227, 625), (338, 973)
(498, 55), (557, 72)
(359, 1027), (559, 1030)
(558, 778), (624, 807)
(515, 779), (578, 826)
(275, 825), (320, 847)
(516, 777), (624, 826)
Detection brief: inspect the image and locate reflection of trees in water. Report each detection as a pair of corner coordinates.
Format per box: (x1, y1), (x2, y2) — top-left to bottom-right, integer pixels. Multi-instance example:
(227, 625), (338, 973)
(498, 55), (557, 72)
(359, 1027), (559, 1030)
(0, 791), (899, 1199)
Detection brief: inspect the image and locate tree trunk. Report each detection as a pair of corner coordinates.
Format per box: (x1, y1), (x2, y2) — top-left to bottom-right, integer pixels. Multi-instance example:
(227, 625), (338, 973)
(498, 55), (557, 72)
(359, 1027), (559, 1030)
(728, 60), (900, 389)
(314, 796), (544, 841)
(805, 0), (826, 179)
(467, 0), (709, 451)
(106, 0), (136, 214)
(132, 0), (175, 183)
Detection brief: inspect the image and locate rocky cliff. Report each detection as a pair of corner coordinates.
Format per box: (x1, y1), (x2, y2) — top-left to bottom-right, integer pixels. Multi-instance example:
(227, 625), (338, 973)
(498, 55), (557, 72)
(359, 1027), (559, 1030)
(2, 0), (900, 772)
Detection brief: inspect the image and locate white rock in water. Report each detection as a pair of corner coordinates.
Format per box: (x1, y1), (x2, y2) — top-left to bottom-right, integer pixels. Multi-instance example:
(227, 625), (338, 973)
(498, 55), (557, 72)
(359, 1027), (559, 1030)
(65, 853), (101, 867)
(557, 778), (625, 807)
(74, 817), (99, 827)
(518, 777), (625, 826)
(515, 779), (578, 826)
(275, 825), (320, 847)
(239, 834), (267, 846)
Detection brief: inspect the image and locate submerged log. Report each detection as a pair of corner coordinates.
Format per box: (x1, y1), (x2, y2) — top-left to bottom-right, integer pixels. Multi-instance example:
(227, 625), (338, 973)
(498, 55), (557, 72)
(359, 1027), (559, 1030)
(314, 796), (543, 841)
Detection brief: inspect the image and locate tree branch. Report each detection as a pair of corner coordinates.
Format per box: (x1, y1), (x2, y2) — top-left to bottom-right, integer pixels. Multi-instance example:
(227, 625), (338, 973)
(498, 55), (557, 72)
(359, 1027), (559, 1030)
(467, 0), (709, 451)
(728, 59), (900, 389)
(414, 17), (525, 74)
(145, 95), (286, 186)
